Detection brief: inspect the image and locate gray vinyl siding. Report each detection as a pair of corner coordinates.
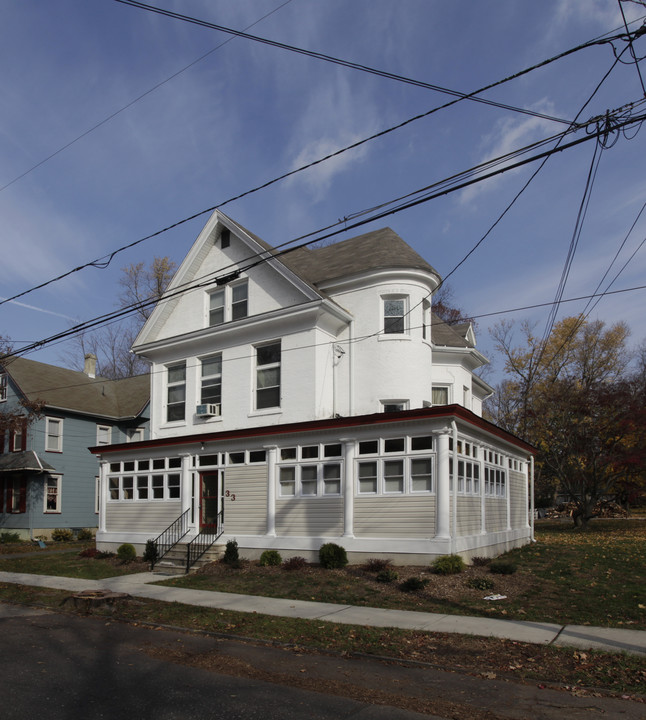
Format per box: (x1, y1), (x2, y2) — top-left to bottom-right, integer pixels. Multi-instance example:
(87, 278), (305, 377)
(354, 496), (436, 538)
(275, 498), (343, 537)
(456, 496), (481, 536)
(485, 499), (506, 532)
(509, 471), (526, 528)
(223, 465), (267, 535)
(106, 500), (181, 534)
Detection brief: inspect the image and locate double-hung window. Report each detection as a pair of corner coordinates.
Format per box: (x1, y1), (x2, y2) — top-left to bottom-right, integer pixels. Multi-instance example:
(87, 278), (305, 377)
(383, 296), (407, 334)
(209, 280), (248, 327)
(166, 362), (186, 422)
(45, 417), (63, 452)
(44, 475), (62, 513)
(256, 341), (281, 409)
(201, 354), (222, 408)
(432, 386), (449, 405)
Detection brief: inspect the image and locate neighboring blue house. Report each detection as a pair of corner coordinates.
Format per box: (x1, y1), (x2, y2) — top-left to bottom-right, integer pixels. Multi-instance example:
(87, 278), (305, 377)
(0, 354), (149, 539)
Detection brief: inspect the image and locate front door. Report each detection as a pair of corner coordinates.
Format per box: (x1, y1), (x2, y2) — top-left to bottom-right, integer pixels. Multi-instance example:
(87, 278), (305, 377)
(200, 472), (220, 531)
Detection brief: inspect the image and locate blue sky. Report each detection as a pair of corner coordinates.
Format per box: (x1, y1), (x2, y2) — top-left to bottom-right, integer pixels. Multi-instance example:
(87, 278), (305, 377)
(2, 0), (645, 382)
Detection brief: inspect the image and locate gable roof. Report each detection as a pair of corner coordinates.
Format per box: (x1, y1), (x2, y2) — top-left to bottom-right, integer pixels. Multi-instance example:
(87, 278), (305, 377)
(1, 357), (149, 421)
(431, 313), (473, 349)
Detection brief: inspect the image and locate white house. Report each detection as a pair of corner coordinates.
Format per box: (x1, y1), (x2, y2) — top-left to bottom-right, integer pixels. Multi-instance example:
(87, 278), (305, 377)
(91, 211), (534, 566)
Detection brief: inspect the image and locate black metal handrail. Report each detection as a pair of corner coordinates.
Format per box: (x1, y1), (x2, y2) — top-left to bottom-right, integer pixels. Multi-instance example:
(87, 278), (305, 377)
(186, 510), (224, 572)
(151, 507), (191, 569)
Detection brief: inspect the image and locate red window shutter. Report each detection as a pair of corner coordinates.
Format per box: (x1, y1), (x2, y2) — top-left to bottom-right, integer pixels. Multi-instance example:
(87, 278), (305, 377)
(18, 479), (27, 514)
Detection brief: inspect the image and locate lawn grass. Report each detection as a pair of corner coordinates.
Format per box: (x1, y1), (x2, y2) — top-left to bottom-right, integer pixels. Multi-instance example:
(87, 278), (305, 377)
(0, 581), (643, 696)
(159, 519), (646, 629)
(0, 548), (146, 579)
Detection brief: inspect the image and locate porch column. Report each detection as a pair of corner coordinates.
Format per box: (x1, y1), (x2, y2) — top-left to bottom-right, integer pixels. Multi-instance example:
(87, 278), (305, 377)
(98, 459), (108, 534)
(265, 445), (277, 537)
(506, 462), (512, 531)
(341, 438), (355, 538)
(435, 429), (450, 539)
(179, 452), (193, 527)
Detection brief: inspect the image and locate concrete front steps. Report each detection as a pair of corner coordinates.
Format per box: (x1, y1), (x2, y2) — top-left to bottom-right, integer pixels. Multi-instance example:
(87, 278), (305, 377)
(153, 544), (225, 576)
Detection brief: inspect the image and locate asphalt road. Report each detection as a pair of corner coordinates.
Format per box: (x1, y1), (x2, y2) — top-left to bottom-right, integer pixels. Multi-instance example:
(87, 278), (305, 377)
(0, 604), (643, 720)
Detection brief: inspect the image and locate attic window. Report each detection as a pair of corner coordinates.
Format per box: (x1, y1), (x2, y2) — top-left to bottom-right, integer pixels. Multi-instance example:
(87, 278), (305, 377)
(220, 229), (230, 248)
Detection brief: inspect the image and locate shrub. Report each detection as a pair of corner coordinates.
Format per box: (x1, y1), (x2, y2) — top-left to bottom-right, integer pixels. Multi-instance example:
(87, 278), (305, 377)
(95, 551), (115, 559)
(364, 558), (392, 573)
(259, 550), (282, 567)
(399, 576), (428, 593)
(79, 547), (99, 558)
(116, 543), (137, 563)
(432, 554), (465, 575)
(376, 568), (398, 583)
(51, 528), (74, 542)
(77, 528), (94, 541)
(222, 539), (240, 566)
(466, 576), (495, 591)
(489, 560), (517, 575)
(319, 543), (348, 569)
(471, 556), (491, 567)
(143, 539), (159, 566)
(0, 532), (21, 544)
(282, 556), (307, 571)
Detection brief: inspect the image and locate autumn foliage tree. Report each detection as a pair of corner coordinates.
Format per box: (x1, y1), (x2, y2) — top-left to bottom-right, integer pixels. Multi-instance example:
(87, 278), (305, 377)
(487, 317), (645, 525)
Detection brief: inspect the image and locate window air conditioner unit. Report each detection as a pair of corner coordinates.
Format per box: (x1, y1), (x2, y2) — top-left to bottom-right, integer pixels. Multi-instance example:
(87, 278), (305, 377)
(196, 404), (221, 417)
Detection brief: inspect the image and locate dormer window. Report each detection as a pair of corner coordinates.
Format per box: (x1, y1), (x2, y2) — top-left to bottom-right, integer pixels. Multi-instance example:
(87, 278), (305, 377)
(208, 280), (248, 327)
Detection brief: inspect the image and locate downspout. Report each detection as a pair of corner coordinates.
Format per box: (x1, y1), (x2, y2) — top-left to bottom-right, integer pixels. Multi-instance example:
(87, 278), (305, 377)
(451, 420), (458, 553)
(530, 455), (535, 542)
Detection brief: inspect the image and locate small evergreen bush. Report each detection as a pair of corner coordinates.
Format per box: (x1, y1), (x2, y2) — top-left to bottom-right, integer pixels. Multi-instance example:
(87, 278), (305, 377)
(223, 539), (240, 566)
(77, 528), (94, 541)
(259, 549), (282, 566)
(489, 560), (517, 575)
(143, 539), (159, 566)
(0, 532), (21, 544)
(51, 528), (74, 542)
(432, 554), (465, 575)
(319, 543), (348, 569)
(282, 556), (307, 571)
(364, 558), (392, 572)
(466, 576), (495, 591)
(116, 543), (137, 563)
(376, 568), (399, 583)
(399, 576), (428, 593)
(95, 551), (115, 559)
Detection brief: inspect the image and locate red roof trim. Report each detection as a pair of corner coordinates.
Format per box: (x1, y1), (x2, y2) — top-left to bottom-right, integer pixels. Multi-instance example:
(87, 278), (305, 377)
(90, 405), (535, 456)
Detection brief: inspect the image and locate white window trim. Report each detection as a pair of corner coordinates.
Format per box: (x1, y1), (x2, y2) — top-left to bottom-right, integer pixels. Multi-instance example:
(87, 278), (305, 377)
(381, 399), (409, 413)
(166, 362), (187, 424)
(432, 385), (450, 405)
(44, 474), (62, 513)
(381, 294), (409, 336)
(207, 279), (248, 327)
(127, 427), (145, 443)
(199, 353), (222, 410)
(96, 424), (112, 446)
(254, 340), (281, 411)
(0, 373), (7, 402)
(95, 476), (100, 514)
(278, 462), (343, 498)
(356, 456), (434, 496)
(45, 417), (63, 453)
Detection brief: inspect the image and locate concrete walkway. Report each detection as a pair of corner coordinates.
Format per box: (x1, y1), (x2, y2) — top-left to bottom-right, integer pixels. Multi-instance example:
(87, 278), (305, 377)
(1, 569), (644, 657)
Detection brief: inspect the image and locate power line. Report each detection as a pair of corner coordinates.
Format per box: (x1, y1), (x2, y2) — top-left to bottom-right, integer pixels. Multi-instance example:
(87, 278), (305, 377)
(0, 1), (296, 195)
(2, 25), (637, 310)
(113, 0), (573, 125)
(6, 103), (646, 361)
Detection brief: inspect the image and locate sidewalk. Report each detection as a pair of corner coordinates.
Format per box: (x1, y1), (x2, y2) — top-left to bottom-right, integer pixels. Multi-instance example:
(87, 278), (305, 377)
(1, 569), (644, 657)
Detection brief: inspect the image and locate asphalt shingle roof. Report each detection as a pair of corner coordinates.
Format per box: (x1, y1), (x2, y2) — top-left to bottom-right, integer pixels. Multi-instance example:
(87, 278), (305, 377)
(2, 356), (149, 420)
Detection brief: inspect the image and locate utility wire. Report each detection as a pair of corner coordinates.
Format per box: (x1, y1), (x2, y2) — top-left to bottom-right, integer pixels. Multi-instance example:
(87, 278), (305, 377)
(2, 24), (640, 310)
(619, 0), (646, 95)
(113, 0), (572, 125)
(6, 104), (646, 361)
(0, 1), (295, 196)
